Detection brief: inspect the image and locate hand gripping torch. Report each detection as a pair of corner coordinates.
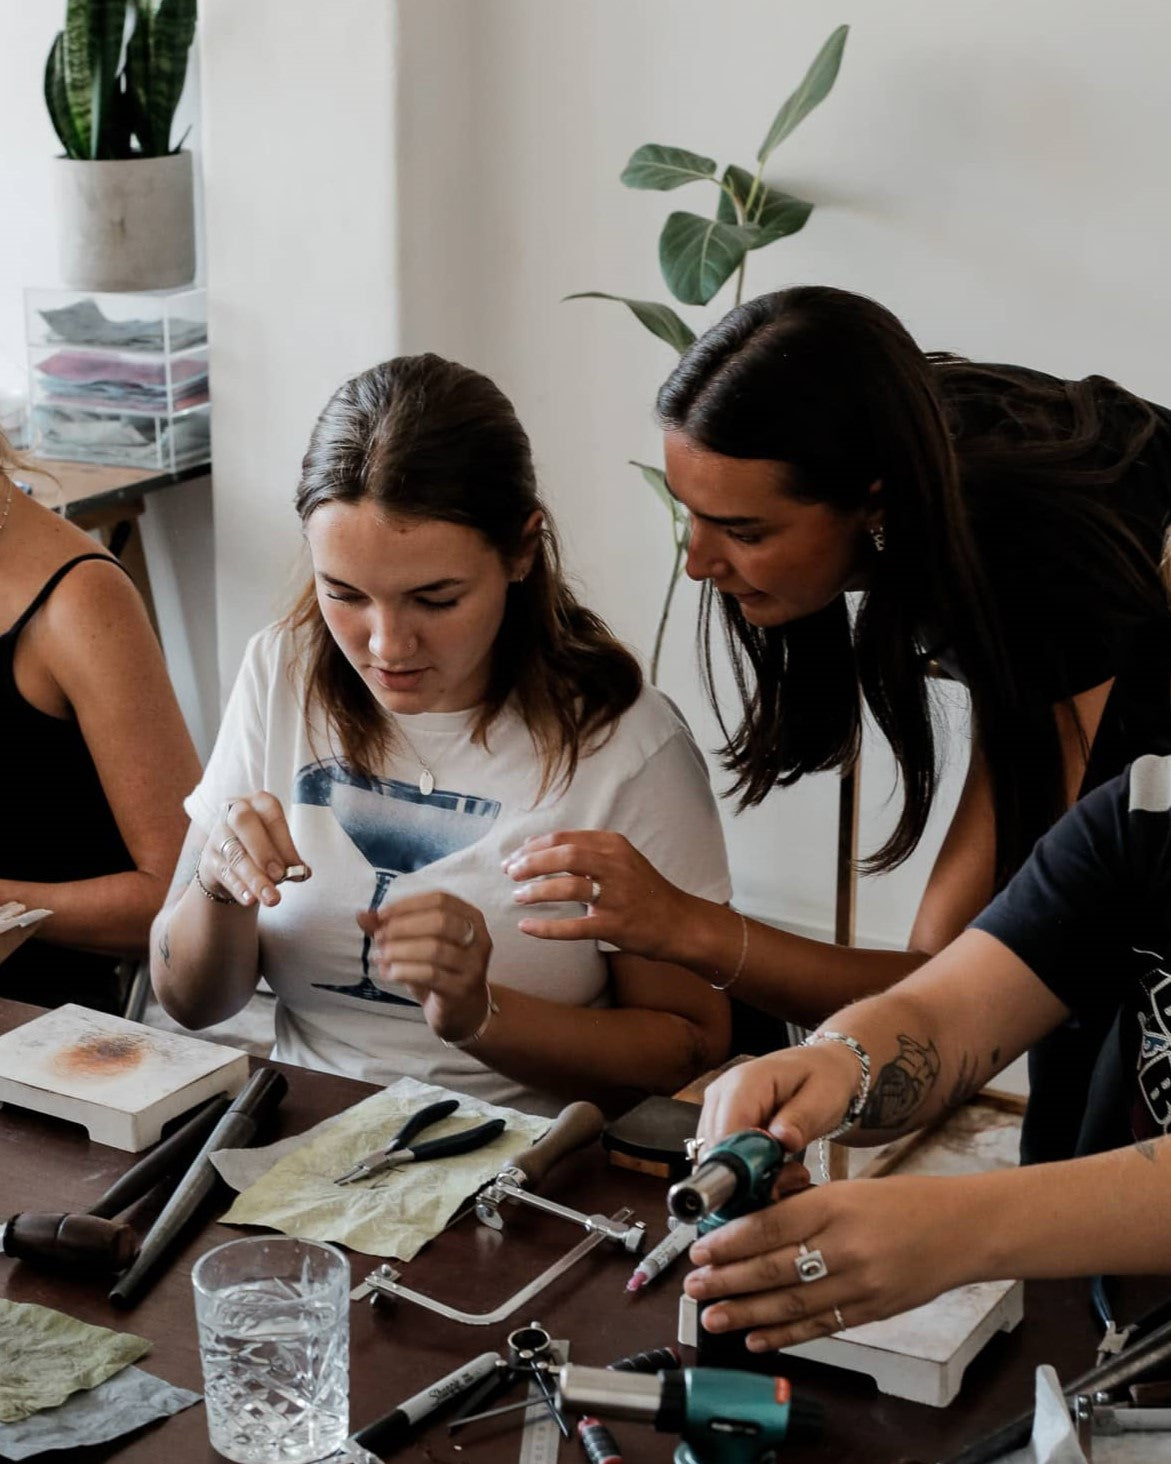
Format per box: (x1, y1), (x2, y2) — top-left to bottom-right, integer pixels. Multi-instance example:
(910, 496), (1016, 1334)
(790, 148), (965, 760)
(667, 1129), (791, 1234)
(557, 1364), (822, 1464)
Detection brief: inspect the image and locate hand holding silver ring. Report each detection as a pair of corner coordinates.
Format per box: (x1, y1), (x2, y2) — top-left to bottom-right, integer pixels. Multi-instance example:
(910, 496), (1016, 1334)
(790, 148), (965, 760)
(588, 879), (602, 905)
(795, 1241), (829, 1284)
(459, 918), (476, 948)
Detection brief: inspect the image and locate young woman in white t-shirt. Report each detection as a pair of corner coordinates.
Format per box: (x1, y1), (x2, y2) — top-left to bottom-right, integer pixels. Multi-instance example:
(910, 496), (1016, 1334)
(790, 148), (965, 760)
(149, 354), (731, 1113)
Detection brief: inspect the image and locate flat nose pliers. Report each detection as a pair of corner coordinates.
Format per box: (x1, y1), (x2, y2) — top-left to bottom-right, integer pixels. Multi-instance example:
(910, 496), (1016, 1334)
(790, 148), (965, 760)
(334, 1098), (506, 1185)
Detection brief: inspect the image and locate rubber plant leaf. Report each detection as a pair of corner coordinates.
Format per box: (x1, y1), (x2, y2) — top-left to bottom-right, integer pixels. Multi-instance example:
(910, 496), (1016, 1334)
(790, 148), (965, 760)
(717, 164), (813, 247)
(44, 33), (87, 159)
(631, 461), (690, 549)
(659, 212), (761, 306)
(756, 24), (848, 164)
(565, 293), (696, 355)
(621, 143), (718, 191)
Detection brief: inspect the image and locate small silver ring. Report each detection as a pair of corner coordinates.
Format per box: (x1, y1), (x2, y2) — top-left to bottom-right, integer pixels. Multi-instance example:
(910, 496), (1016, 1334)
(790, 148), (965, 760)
(832, 1305), (846, 1331)
(220, 835), (243, 863)
(459, 918), (476, 948)
(795, 1241), (829, 1284)
(588, 879), (602, 906)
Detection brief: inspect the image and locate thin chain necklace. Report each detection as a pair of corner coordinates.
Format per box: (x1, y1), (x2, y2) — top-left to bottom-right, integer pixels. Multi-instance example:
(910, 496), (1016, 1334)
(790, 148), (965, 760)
(393, 718), (437, 796)
(0, 478), (14, 539)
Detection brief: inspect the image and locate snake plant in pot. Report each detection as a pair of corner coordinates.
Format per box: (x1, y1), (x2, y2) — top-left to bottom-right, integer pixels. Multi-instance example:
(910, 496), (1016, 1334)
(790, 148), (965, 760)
(45, 0), (198, 291)
(569, 25), (849, 682)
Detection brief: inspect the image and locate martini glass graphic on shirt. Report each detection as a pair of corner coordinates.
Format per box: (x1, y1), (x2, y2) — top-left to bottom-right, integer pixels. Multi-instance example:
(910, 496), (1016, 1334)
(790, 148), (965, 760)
(293, 759), (500, 1004)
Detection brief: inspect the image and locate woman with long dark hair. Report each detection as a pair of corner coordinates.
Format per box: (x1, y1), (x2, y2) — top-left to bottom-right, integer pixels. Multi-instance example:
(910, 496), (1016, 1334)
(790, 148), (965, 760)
(151, 354), (731, 1114)
(509, 286), (1171, 1158)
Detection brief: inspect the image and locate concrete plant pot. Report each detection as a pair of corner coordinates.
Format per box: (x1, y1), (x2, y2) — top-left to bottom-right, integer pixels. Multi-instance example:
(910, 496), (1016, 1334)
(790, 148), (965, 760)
(56, 151), (196, 291)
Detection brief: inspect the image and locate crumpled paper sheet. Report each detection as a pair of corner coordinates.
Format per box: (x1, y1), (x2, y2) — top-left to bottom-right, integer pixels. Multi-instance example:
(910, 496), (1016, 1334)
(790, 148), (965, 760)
(215, 1075), (548, 1260)
(0, 1300), (150, 1424)
(996, 1364), (1171, 1463)
(0, 1365), (199, 1459)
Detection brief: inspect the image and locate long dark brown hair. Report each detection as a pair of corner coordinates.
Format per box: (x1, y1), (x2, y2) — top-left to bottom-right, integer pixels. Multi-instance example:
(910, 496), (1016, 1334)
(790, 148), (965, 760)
(658, 286), (1166, 882)
(287, 354), (641, 792)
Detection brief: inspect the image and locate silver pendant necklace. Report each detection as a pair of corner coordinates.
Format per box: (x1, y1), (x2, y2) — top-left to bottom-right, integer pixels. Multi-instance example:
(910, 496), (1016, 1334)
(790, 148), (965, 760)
(393, 720), (436, 796)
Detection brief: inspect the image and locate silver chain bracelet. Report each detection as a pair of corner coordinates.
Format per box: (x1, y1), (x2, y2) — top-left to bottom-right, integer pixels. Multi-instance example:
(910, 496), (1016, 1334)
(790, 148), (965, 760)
(801, 1029), (872, 1139)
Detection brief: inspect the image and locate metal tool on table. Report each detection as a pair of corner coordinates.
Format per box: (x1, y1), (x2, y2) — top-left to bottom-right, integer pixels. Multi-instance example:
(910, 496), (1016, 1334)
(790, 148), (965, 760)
(942, 1302), (1171, 1464)
(667, 1129), (792, 1235)
(448, 1322), (571, 1438)
(0, 1091), (231, 1273)
(355, 1101), (645, 1325)
(109, 1067), (288, 1307)
(1073, 1392), (1171, 1459)
(334, 1097), (505, 1184)
(476, 1101), (646, 1254)
(557, 1363), (823, 1464)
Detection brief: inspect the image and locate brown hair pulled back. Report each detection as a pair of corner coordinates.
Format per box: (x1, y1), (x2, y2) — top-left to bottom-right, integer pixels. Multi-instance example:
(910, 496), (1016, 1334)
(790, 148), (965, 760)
(287, 354), (640, 792)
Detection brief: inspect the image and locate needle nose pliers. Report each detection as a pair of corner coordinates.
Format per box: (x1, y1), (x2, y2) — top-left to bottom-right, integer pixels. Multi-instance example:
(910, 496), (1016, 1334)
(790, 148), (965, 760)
(334, 1098), (506, 1185)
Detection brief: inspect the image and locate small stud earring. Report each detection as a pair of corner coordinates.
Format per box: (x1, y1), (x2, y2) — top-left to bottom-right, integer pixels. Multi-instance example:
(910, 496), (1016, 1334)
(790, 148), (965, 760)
(870, 524), (885, 553)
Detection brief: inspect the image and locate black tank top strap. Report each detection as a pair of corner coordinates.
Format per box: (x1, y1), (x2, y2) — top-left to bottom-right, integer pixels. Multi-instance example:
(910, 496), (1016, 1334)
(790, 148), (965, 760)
(7, 553), (130, 639)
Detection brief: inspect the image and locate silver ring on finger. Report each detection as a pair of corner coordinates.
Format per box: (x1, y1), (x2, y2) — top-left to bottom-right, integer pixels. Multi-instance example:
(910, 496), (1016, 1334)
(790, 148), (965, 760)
(795, 1241), (829, 1284)
(459, 918), (476, 948)
(832, 1305), (846, 1332)
(588, 879), (602, 906)
(220, 835), (243, 863)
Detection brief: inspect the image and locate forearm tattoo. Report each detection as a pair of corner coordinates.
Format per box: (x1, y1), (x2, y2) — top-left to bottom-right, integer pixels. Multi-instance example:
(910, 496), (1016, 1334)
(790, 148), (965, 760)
(946, 1050), (982, 1110)
(859, 1033), (941, 1132)
(1135, 1137), (1159, 1163)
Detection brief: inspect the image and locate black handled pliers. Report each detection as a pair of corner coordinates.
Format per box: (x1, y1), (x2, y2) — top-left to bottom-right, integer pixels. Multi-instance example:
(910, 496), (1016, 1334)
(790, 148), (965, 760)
(333, 1098), (505, 1185)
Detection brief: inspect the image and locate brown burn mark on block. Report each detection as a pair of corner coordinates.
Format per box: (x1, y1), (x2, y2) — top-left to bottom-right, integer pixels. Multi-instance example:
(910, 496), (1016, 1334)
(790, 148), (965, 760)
(51, 1031), (147, 1079)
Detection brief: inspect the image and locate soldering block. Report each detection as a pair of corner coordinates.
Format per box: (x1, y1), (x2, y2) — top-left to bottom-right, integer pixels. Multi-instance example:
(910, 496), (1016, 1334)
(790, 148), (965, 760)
(783, 1279), (1024, 1407)
(681, 1281), (1023, 1407)
(0, 1004), (249, 1150)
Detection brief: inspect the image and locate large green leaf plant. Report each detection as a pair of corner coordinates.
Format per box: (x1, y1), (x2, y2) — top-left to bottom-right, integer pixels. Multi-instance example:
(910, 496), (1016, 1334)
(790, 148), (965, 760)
(570, 25), (849, 681)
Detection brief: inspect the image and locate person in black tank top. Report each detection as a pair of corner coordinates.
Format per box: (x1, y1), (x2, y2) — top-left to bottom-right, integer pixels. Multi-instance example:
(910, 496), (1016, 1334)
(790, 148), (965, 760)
(0, 441), (200, 1012)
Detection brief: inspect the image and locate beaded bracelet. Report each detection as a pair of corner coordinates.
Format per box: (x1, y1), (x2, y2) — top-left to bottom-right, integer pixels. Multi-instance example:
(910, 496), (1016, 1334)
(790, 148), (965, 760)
(194, 866), (236, 906)
(801, 1029), (872, 1138)
(440, 984), (500, 1050)
(709, 909), (749, 991)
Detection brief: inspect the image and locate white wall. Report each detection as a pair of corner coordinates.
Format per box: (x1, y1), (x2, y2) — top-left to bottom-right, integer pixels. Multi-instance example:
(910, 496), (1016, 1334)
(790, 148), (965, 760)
(195, 0), (1171, 945)
(200, 0), (402, 679)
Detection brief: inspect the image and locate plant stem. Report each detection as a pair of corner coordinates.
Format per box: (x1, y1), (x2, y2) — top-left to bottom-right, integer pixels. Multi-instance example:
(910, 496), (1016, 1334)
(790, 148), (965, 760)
(650, 536), (687, 685)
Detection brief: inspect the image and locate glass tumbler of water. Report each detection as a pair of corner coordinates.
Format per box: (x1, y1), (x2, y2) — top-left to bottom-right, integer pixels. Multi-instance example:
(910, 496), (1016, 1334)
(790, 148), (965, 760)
(192, 1236), (350, 1464)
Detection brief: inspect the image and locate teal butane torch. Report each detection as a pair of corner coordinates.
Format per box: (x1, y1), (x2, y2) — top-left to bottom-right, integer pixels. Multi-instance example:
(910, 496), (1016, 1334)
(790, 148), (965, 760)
(667, 1129), (791, 1234)
(557, 1363), (823, 1464)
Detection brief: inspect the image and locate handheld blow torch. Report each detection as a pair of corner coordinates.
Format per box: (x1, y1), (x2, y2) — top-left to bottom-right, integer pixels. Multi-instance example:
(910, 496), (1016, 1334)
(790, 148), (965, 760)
(667, 1129), (791, 1234)
(558, 1364), (822, 1464)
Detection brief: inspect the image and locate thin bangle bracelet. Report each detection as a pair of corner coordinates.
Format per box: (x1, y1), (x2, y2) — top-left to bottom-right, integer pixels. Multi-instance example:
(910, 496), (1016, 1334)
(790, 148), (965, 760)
(709, 909), (749, 991)
(440, 984), (499, 1050)
(193, 866), (236, 906)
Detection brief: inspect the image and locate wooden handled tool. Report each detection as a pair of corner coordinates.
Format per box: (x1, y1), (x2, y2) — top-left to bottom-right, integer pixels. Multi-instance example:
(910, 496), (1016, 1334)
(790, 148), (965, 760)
(0, 1092), (233, 1274)
(505, 1101), (606, 1187)
(0, 1212), (137, 1271)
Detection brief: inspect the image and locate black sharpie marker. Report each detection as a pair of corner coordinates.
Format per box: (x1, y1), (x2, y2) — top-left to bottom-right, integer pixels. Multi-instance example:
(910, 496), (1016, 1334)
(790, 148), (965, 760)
(352, 1350), (503, 1456)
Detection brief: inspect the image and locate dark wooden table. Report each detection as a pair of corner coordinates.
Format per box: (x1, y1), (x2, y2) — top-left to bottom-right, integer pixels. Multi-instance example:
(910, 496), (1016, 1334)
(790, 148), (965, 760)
(0, 998), (1140, 1463)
